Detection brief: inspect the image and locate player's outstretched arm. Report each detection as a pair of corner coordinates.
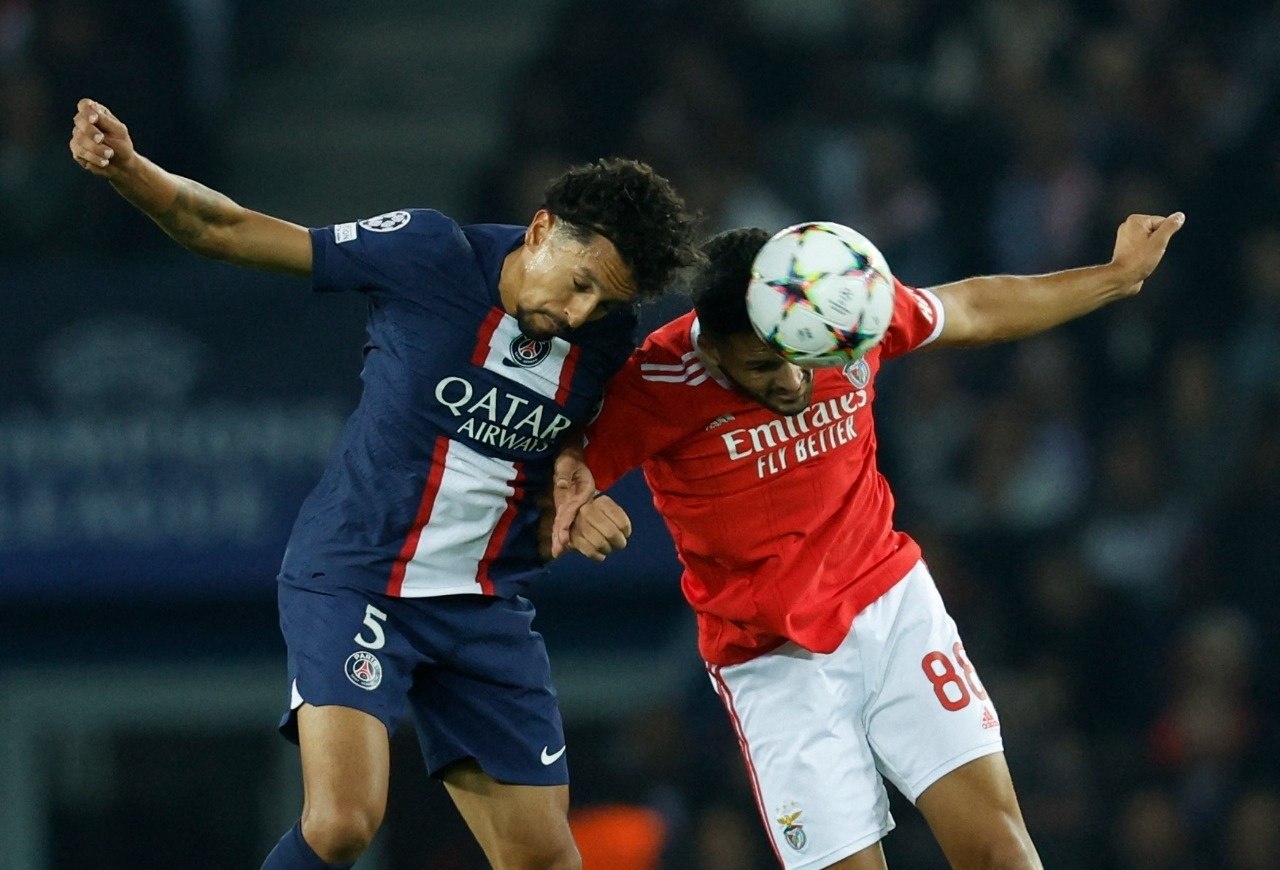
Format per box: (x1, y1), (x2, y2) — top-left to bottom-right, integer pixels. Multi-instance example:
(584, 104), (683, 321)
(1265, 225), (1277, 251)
(69, 98), (312, 276)
(929, 212), (1185, 348)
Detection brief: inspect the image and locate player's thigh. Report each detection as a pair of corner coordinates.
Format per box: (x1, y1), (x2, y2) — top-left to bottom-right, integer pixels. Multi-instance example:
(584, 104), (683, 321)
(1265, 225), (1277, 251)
(406, 594), (568, 787)
(277, 581), (419, 745)
(710, 647), (895, 869)
(822, 842), (888, 869)
(442, 759), (576, 867)
(297, 702), (391, 827)
(277, 582), (416, 828)
(859, 562), (1004, 804)
(915, 753), (1040, 870)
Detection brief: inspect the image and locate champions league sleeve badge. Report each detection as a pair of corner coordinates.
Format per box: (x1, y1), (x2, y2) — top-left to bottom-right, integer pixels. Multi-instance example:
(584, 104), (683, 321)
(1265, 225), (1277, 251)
(358, 211), (412, 233)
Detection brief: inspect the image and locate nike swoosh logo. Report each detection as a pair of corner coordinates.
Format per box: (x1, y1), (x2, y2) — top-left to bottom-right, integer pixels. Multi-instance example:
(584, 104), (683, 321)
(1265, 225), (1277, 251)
(540, 745), (566, 765)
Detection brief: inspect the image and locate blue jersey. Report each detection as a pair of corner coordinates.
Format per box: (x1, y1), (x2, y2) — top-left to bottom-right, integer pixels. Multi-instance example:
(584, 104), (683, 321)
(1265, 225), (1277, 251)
(279, 209), (636, 598)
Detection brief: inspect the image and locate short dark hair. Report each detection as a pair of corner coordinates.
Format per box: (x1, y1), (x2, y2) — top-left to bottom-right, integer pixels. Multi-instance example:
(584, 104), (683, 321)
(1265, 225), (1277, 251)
(542, 158), (700, 300)
(691, 228), (771, 339)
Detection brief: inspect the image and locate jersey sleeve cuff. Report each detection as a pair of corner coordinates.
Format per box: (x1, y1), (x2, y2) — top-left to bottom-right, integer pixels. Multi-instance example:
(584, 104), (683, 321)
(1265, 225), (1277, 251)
(308, 227), (337, 293)
(915, 286), (946, 347)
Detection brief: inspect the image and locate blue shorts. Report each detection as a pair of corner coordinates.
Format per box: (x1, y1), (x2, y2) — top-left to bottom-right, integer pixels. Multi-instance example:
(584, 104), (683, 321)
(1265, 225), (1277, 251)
(276, 580), (568, 786)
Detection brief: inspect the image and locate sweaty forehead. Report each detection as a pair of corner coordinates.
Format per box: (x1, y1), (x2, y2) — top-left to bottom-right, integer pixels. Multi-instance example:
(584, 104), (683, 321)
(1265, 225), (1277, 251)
(580, 235), (637, 300)
(723, 331), (778, 361)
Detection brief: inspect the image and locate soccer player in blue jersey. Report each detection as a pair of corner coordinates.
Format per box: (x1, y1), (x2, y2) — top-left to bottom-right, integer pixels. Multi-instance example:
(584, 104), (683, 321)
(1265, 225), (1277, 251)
(69, 98), (698, 870)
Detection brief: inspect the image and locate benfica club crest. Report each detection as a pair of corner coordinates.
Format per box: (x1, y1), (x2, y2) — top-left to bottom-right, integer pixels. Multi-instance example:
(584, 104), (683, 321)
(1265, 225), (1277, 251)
(776, 803), (808, 852)
(505, 334), (552, 368)
(842, 358), (871, 388)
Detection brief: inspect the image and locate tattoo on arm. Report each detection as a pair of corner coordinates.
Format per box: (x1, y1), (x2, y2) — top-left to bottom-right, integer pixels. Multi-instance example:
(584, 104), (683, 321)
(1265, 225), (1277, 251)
(153, 179), (232, 248)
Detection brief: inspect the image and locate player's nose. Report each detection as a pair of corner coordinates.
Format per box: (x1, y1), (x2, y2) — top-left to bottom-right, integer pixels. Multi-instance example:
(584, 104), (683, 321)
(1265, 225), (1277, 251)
(777, 364), (805, 391)
(563, 293), (597, 329)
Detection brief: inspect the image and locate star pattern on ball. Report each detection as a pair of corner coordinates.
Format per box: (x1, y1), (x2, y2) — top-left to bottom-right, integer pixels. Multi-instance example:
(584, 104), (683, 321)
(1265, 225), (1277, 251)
(768, 273), (812, 313)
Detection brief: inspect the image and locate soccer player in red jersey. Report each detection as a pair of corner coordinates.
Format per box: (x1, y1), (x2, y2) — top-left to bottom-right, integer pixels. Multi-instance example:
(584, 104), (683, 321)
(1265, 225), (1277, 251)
(552, 214), (1183, 869)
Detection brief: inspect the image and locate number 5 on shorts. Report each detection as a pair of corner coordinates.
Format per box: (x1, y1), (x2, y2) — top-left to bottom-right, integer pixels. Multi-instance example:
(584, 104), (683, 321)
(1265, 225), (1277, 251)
(921, 642), (987, 711)
(355, 604), (389, 650)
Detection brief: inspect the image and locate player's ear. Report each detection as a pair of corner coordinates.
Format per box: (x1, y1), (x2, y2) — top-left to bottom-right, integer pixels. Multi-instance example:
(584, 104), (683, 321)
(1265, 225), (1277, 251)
(697, 333), (722, 367)
(526, 209), (555, 248)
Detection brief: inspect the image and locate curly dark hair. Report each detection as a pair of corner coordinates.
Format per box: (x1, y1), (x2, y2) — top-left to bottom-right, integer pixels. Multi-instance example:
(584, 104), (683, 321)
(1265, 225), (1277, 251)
(691, 227), (771, 339)
(542, 158), (700, 300)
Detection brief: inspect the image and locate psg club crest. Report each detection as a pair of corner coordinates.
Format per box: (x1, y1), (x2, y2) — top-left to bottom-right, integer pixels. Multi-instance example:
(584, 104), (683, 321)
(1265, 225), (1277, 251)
(775, 802), (808, 852)
(505, 334), (552, 368)
(842, 358), (871, 389)
(345, 651), (383, 691)
(358, 210), (412, 233)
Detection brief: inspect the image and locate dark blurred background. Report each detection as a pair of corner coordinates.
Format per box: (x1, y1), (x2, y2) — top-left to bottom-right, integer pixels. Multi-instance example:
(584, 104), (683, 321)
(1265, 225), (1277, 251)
(2, 0), (1278, 867)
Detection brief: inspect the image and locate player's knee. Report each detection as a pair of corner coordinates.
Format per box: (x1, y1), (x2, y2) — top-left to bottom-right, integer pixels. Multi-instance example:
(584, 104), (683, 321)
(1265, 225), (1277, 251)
(490, 837), (581, 870)
(966, 826), (1040, 870)
(977, 845), (1040, 870)
(301, 803), (383, 864)
(939, 808), (1039, 870)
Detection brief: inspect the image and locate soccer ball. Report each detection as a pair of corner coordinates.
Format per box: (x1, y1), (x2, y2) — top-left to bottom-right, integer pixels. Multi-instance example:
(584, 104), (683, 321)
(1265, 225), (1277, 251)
(746, 222), (896, 367)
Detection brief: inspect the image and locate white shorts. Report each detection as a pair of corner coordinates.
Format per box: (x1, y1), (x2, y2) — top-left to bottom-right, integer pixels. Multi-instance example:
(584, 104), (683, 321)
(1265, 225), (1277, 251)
(706, 561), (1003, 869)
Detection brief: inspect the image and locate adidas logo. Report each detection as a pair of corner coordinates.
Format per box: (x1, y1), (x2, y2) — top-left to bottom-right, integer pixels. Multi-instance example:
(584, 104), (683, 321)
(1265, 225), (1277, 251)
(705, 413), (735, 431)
(981, 707), (1000, 730)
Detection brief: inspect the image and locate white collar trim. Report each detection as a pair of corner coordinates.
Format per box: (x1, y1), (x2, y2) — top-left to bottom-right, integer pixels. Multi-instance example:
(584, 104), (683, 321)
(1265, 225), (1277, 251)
(689, 316), (733, 389)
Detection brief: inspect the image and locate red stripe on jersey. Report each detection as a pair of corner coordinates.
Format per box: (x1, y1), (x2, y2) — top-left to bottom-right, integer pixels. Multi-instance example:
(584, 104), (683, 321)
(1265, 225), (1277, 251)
(475, 464), (526, 595)
(387, 435), (452, 597)
(708, 664), (785, 867)
(471, 308), (505, 366)
(555, 344), (581, 404)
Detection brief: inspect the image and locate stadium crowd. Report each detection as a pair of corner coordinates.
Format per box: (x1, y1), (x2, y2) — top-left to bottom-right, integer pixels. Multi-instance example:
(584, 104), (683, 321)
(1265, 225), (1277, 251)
(7, 0), (1279, 866)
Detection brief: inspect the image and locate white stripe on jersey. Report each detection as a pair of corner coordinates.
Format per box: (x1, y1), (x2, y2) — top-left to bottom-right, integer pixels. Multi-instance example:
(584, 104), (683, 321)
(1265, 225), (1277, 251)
(640, 350), (699, 372)
(641, 349), (706, 384)
(642, 365), (706, 383)
(399, 439), (517, 596)
(478, 314), (573, 399)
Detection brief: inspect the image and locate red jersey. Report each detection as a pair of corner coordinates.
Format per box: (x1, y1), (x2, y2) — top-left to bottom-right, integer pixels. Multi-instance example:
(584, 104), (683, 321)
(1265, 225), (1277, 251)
(583, 280), (946, 665)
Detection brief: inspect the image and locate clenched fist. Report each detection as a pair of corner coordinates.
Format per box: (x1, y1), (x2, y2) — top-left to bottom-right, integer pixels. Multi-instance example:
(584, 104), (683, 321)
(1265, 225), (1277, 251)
(68, 98), (135, 178)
